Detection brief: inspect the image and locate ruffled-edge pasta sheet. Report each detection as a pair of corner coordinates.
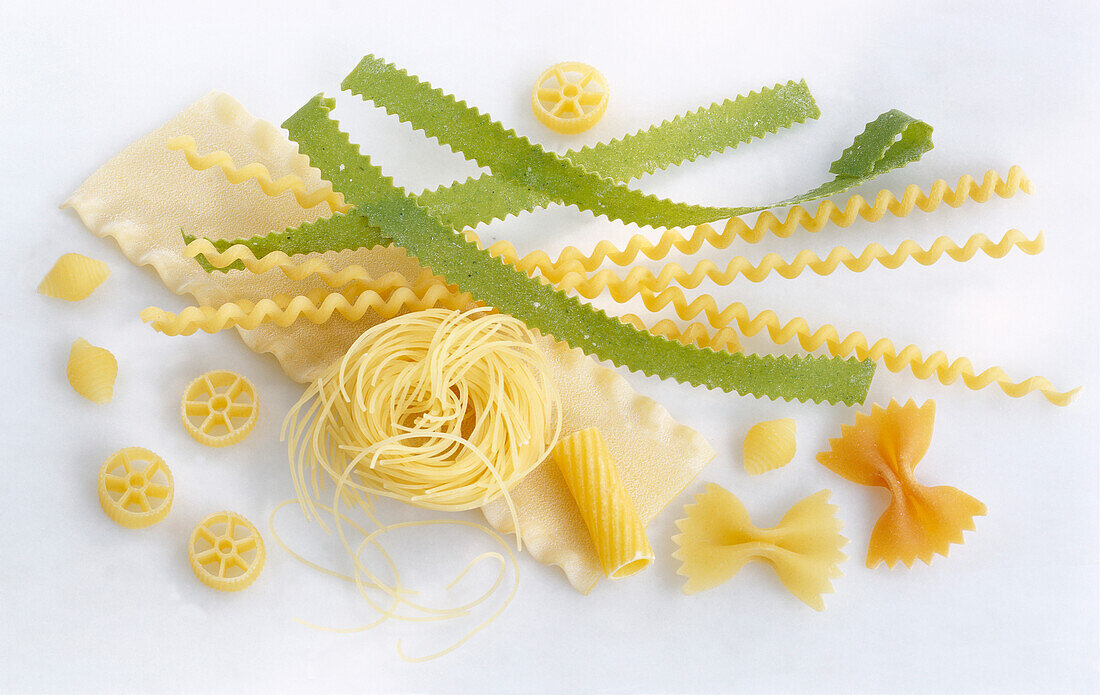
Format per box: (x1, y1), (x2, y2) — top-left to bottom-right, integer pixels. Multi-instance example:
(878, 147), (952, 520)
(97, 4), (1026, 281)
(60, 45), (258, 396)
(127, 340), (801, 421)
(65, 94), (717, 593)
(64, 92), (425, 380)
(483, 338), (715, 594)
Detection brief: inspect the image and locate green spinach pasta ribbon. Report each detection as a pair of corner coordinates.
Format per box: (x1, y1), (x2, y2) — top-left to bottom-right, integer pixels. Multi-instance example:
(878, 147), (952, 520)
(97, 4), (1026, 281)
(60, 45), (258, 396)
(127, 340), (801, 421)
(342, 54), (932, 229)
(276, 95), (875, 404)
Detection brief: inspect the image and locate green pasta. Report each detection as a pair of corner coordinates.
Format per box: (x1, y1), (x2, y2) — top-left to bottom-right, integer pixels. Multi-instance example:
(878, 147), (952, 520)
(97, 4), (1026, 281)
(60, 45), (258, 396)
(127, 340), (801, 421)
(341, 54), (932, 229)
(187, 80), (822, 260)
(274, 95), (875, 405)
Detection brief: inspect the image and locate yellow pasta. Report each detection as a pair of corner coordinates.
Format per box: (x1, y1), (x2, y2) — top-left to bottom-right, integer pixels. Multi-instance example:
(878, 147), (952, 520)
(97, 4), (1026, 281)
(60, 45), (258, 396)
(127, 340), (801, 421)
(167, 132), (1064, 401)
(37, 253), (110, 301)
(511, 230), (1044, 296)
(168, 135), (1030, 267)
(141, 283), (474, 335)
(185, 235), (1070, 404)
(167, 135), (352, 212)
(471, 167), (1033, 268)
(672, 484), (847, 610)
(551, 428), (653, 579)
(186, 226), (1044, 299)
(743, 418), (797, 475)
(153, 249), (745, 353)
(181, 370), (259, 447)
(188, 511), (266, 592)
(481, 335), (716, 595)
(66, 338), (117, 404)
(97, 447), (173, 529)
(284, 307), (560, 525)
(531, 62), (609, 135)
(636, 286), (1080, 406)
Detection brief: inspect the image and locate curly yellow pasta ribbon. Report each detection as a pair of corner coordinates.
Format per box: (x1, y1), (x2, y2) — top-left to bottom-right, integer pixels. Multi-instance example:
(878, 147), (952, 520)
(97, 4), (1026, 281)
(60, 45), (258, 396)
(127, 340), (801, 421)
(636, 287), (1080, 406)
(169, 132), (1030, 268)
(140, 283), (472, 335)
(180, 237), (1072, 403)
(167, 140), (1065, 404)
(141, 286), (742, 355)
(495, 230), (1044, 298)
(186, 228), (1043, 301)
(471, 166), (1032, 270)
(168, 135), (352, 212)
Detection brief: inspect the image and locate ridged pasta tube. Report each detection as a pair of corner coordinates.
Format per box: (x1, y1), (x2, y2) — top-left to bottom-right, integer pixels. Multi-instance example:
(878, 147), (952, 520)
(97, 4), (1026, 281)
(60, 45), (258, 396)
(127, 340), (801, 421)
(551, 428), (654, 579)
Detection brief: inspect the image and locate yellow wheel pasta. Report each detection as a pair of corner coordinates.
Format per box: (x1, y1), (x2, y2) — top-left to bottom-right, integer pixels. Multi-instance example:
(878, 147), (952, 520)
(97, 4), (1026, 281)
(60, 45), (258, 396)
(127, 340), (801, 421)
(189, 511), (266, 592)
(181, 370), (259, 447)
(551, 428), (654, 579)
(67, 338), (117, 404)
(743, 418), (797, 475)
(98, 447), (173, 529)
(531, 62), (609, 134)
(38, 253), (110, 301)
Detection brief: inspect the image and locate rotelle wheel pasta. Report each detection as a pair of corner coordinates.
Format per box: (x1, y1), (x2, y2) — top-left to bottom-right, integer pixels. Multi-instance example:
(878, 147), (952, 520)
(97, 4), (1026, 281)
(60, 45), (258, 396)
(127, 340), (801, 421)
(531, 62), (609, 134)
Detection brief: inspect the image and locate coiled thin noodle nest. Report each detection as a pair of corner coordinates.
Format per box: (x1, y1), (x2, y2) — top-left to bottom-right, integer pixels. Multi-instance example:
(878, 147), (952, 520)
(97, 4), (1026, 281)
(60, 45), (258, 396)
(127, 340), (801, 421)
(279, 308), (561, 660)
(284, 307), (561, 543)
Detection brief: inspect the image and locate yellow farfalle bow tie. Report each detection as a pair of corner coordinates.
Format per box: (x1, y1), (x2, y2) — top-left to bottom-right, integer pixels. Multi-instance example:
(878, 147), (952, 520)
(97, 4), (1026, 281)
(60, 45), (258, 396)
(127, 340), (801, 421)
(672, 484), (847, 610)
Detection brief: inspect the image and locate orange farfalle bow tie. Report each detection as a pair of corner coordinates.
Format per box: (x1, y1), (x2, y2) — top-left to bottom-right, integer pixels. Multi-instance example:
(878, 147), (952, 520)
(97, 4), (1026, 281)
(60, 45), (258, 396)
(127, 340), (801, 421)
(817, 399), (986, 568)
(673, 484), (847, 610)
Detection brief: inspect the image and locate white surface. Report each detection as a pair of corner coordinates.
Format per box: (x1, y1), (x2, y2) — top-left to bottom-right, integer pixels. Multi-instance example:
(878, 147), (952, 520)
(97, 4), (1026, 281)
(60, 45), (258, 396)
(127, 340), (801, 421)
(2, 1), (1098, 692)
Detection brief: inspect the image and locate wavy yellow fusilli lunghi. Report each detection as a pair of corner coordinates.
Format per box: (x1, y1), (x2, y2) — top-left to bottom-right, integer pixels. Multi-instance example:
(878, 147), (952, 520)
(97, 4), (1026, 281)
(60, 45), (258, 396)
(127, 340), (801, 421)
(140, 283), (473, 335)
(167, 135), (352, 212)
(168, 134), (1031, 268)
(492, 229), (1044, 297)
(635, 286), (1080, 406)
(166, 141), (1067, 403)
(180, 237), (1071, 403)
(471, 167), (1033, 269)
(141, 286), (742, 355)
(186, 228), (1043, 303)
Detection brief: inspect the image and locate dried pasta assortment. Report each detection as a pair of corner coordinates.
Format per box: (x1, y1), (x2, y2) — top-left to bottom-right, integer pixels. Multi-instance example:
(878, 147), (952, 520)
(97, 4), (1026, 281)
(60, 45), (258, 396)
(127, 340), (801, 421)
(52, 49), (1080, 660)
(672, 484), (846, 610)
(817, 400), (986, 568)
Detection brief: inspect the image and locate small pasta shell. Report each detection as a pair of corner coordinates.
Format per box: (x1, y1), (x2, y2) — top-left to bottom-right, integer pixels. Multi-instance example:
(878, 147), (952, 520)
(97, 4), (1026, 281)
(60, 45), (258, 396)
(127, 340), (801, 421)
(67, 338), (117, 404)
(743, 418), (797, 475)
(38, 253), (110, 301)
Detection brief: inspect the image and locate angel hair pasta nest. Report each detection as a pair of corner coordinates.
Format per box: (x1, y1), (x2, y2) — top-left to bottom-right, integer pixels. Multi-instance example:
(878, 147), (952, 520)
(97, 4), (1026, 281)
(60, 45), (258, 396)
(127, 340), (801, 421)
(285, 307), (561, 516)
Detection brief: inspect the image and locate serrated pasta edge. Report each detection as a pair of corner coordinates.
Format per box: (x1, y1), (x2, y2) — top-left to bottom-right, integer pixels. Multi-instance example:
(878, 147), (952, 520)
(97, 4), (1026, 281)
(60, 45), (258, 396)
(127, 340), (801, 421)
(182, 239), (1071, 404)
(636, 287), (1080, 406)
(167, 132), (1030, 271)
(187, 227), (1043, 304)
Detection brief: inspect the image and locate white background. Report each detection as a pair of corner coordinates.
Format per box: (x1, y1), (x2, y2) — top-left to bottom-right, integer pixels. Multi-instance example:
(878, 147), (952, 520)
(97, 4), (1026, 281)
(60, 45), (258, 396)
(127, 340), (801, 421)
(2, 1), (1098, 692)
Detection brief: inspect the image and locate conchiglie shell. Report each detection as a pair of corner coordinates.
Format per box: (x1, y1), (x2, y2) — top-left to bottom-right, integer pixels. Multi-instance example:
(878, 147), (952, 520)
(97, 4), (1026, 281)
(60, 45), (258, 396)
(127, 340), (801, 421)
(67, 338), (117, 404)
(743, 417), (797, 475)
(38, 253), (111, 301)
